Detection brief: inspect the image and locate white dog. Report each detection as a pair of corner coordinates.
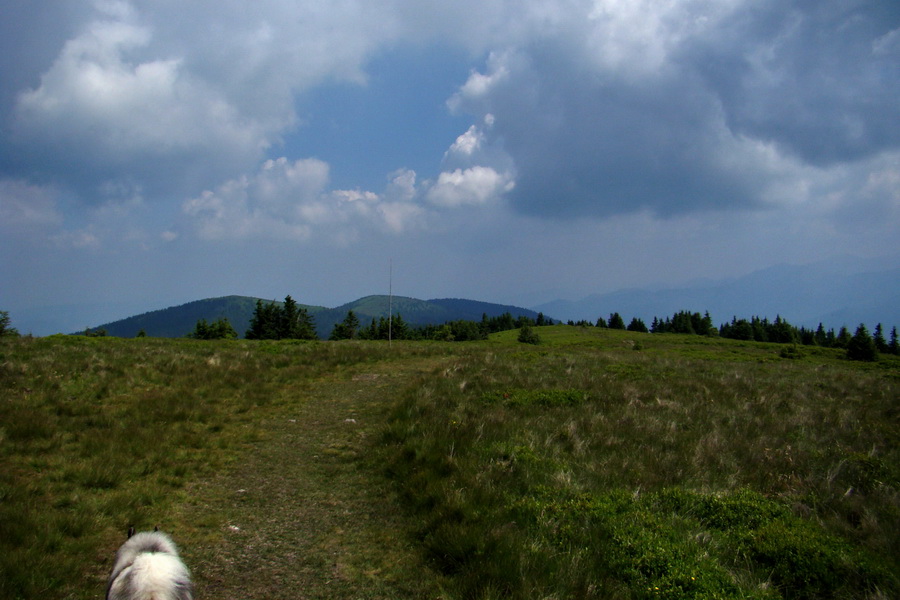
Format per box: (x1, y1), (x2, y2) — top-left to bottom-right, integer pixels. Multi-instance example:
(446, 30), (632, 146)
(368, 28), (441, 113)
(106, 527), (193, 600)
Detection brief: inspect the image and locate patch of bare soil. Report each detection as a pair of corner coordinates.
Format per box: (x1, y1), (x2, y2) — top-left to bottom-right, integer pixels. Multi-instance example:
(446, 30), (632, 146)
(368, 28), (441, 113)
(182, 359), (445, 599)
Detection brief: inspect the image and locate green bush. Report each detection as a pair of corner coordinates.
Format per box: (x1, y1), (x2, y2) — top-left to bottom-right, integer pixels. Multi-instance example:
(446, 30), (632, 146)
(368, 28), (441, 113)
(517, 324), (541, 344)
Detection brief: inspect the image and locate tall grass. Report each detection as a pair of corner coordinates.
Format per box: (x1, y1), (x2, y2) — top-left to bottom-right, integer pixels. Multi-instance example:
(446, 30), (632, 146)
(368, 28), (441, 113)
(0, 335), (440, 599)
(382, 327), (899, 599)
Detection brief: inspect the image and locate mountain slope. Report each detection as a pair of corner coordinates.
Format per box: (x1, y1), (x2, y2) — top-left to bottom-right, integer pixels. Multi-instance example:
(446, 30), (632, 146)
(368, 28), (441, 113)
(87, 296), (326, 338)
(427, 298), (544, 322)
(87, 295), (542, 339)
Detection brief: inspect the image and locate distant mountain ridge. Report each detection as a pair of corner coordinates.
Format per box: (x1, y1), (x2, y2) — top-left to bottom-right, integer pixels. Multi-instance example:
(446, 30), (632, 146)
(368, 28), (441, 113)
(535, 260), (900, 330)
(85, 296), (326, 338)
(87, 295), (544, 339)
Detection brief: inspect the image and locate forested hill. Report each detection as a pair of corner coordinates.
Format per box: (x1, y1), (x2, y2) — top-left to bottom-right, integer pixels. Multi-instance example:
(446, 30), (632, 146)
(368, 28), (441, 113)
(85, 295), (543, 339)
(427, 298), (544, 322)
(85, 296), (327, 339)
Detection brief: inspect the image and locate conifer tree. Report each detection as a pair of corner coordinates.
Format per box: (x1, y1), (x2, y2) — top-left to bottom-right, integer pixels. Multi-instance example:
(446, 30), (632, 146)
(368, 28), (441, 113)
(0, 310), (19, 337)
(835, 326), (852, 348)
(890, 326), (899, 355)
(246, 299), (277, 339)
(814, 323), (827, 346)
(608, 312), (626, 330)
(189, 317), (237, 340)
(873, 324), (888, 353)
(246, 296), (317, 340)
(330, 310), (360, 340)
(281, 295), (317, 340)
(391, 313), (409, 340)
(627, 317), (648, 333)
(847, 324), (877, 361)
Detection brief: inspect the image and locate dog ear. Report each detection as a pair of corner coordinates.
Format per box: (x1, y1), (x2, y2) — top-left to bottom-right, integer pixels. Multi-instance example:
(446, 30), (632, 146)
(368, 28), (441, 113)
(154, 524), (160, 532)
(127, 525), (135, 538)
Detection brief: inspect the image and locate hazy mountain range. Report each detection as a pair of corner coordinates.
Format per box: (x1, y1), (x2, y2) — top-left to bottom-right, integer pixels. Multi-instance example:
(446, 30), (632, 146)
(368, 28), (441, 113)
(536, 258), (900, 330)
(9, 256), (898, 337)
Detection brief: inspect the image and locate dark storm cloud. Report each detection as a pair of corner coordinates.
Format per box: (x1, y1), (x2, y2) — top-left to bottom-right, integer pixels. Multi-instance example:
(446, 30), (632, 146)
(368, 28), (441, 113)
(449, 0), (900, 218)
(687, 0), (900, 166)
(0, 3), (91, 117)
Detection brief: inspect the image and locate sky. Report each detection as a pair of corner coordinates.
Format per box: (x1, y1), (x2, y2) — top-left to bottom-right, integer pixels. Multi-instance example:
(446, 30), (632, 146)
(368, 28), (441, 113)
(1, 0), (899, 334)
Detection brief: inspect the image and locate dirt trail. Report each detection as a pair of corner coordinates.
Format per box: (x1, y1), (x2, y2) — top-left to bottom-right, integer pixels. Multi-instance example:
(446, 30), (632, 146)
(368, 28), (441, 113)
(183, 357), (446, 599)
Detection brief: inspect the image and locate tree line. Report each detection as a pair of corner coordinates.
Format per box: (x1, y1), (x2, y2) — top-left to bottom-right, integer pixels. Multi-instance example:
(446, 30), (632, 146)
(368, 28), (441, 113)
(3, 302), (895, 361)
(567, 309), (897, 361)
(329, 309), (551, 342)
(183, 298), (552, 343)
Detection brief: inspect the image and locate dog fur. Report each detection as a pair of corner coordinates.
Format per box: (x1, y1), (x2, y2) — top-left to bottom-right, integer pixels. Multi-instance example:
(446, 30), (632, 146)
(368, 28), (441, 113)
(106, 528), (193, 600)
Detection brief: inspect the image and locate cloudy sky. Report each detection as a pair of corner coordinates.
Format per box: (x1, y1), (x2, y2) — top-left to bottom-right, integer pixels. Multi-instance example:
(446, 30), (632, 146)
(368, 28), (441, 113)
(2, 0), (898, 333)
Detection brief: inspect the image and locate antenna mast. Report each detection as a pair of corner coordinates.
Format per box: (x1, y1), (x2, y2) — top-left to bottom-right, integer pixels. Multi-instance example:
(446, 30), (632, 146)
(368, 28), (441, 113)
(388, 257), (393, 346)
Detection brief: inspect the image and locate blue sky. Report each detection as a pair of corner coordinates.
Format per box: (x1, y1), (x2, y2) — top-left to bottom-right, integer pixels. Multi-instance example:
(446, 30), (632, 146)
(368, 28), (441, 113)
(1, 1), (899, 334)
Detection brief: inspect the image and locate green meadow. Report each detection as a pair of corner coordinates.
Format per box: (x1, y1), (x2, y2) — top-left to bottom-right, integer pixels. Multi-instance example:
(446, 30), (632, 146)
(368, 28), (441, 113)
(1, 328), (897, 599)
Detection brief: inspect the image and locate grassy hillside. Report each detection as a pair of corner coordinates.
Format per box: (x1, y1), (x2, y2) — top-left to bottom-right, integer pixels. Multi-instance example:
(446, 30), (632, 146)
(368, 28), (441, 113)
(1, 330), (896, 599)
(384, 327), (899, 598)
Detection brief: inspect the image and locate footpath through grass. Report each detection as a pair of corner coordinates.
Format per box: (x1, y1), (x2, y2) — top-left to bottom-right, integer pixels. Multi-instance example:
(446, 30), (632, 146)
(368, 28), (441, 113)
(0, 336), (455, 599)
(179, 348), (451, 599)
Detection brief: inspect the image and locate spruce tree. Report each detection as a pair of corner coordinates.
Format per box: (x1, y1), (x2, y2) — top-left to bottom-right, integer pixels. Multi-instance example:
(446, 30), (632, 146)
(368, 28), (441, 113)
(391, 314), (409, 340)
(246, 299), (277, 339)
(330, 310), (360, 340)
(280, 295), (300, 338)
(627, 317), (648, 333)
(0, 310), (19, 337)
(847, 324), (878, 361)
(189, 317), (237, 340)
(280, 295), (317, 340)
(608, 312), (626, 330)
(835, 326), (852, 348)
(814, 323), (827, 346)
(873, 324), (888, 353)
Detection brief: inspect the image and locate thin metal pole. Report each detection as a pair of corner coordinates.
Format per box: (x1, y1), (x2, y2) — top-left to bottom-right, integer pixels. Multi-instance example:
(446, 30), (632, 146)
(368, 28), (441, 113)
(388, 258), (393, 346)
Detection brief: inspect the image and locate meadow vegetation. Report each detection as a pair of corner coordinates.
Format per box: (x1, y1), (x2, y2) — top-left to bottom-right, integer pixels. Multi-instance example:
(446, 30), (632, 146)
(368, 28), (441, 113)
(0, 335), (446, 598)
(382, 327), (899, 599)
(1, 327), (897, 599)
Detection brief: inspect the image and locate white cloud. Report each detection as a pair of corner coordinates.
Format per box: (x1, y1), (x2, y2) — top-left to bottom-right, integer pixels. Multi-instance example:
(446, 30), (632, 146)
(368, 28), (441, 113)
(2, 0), (898, 298)
(183, 157), (328, 241)
(0, 179), (62, 232)
(447, 125), (484, 158)
(384, 168), (418, 203)
(52, 229), (102, 250)
(426, 166), (515, 207)
(12, 10), (268, 187)
(184, 157), (432, 241)
(447, 51), (514, 114)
